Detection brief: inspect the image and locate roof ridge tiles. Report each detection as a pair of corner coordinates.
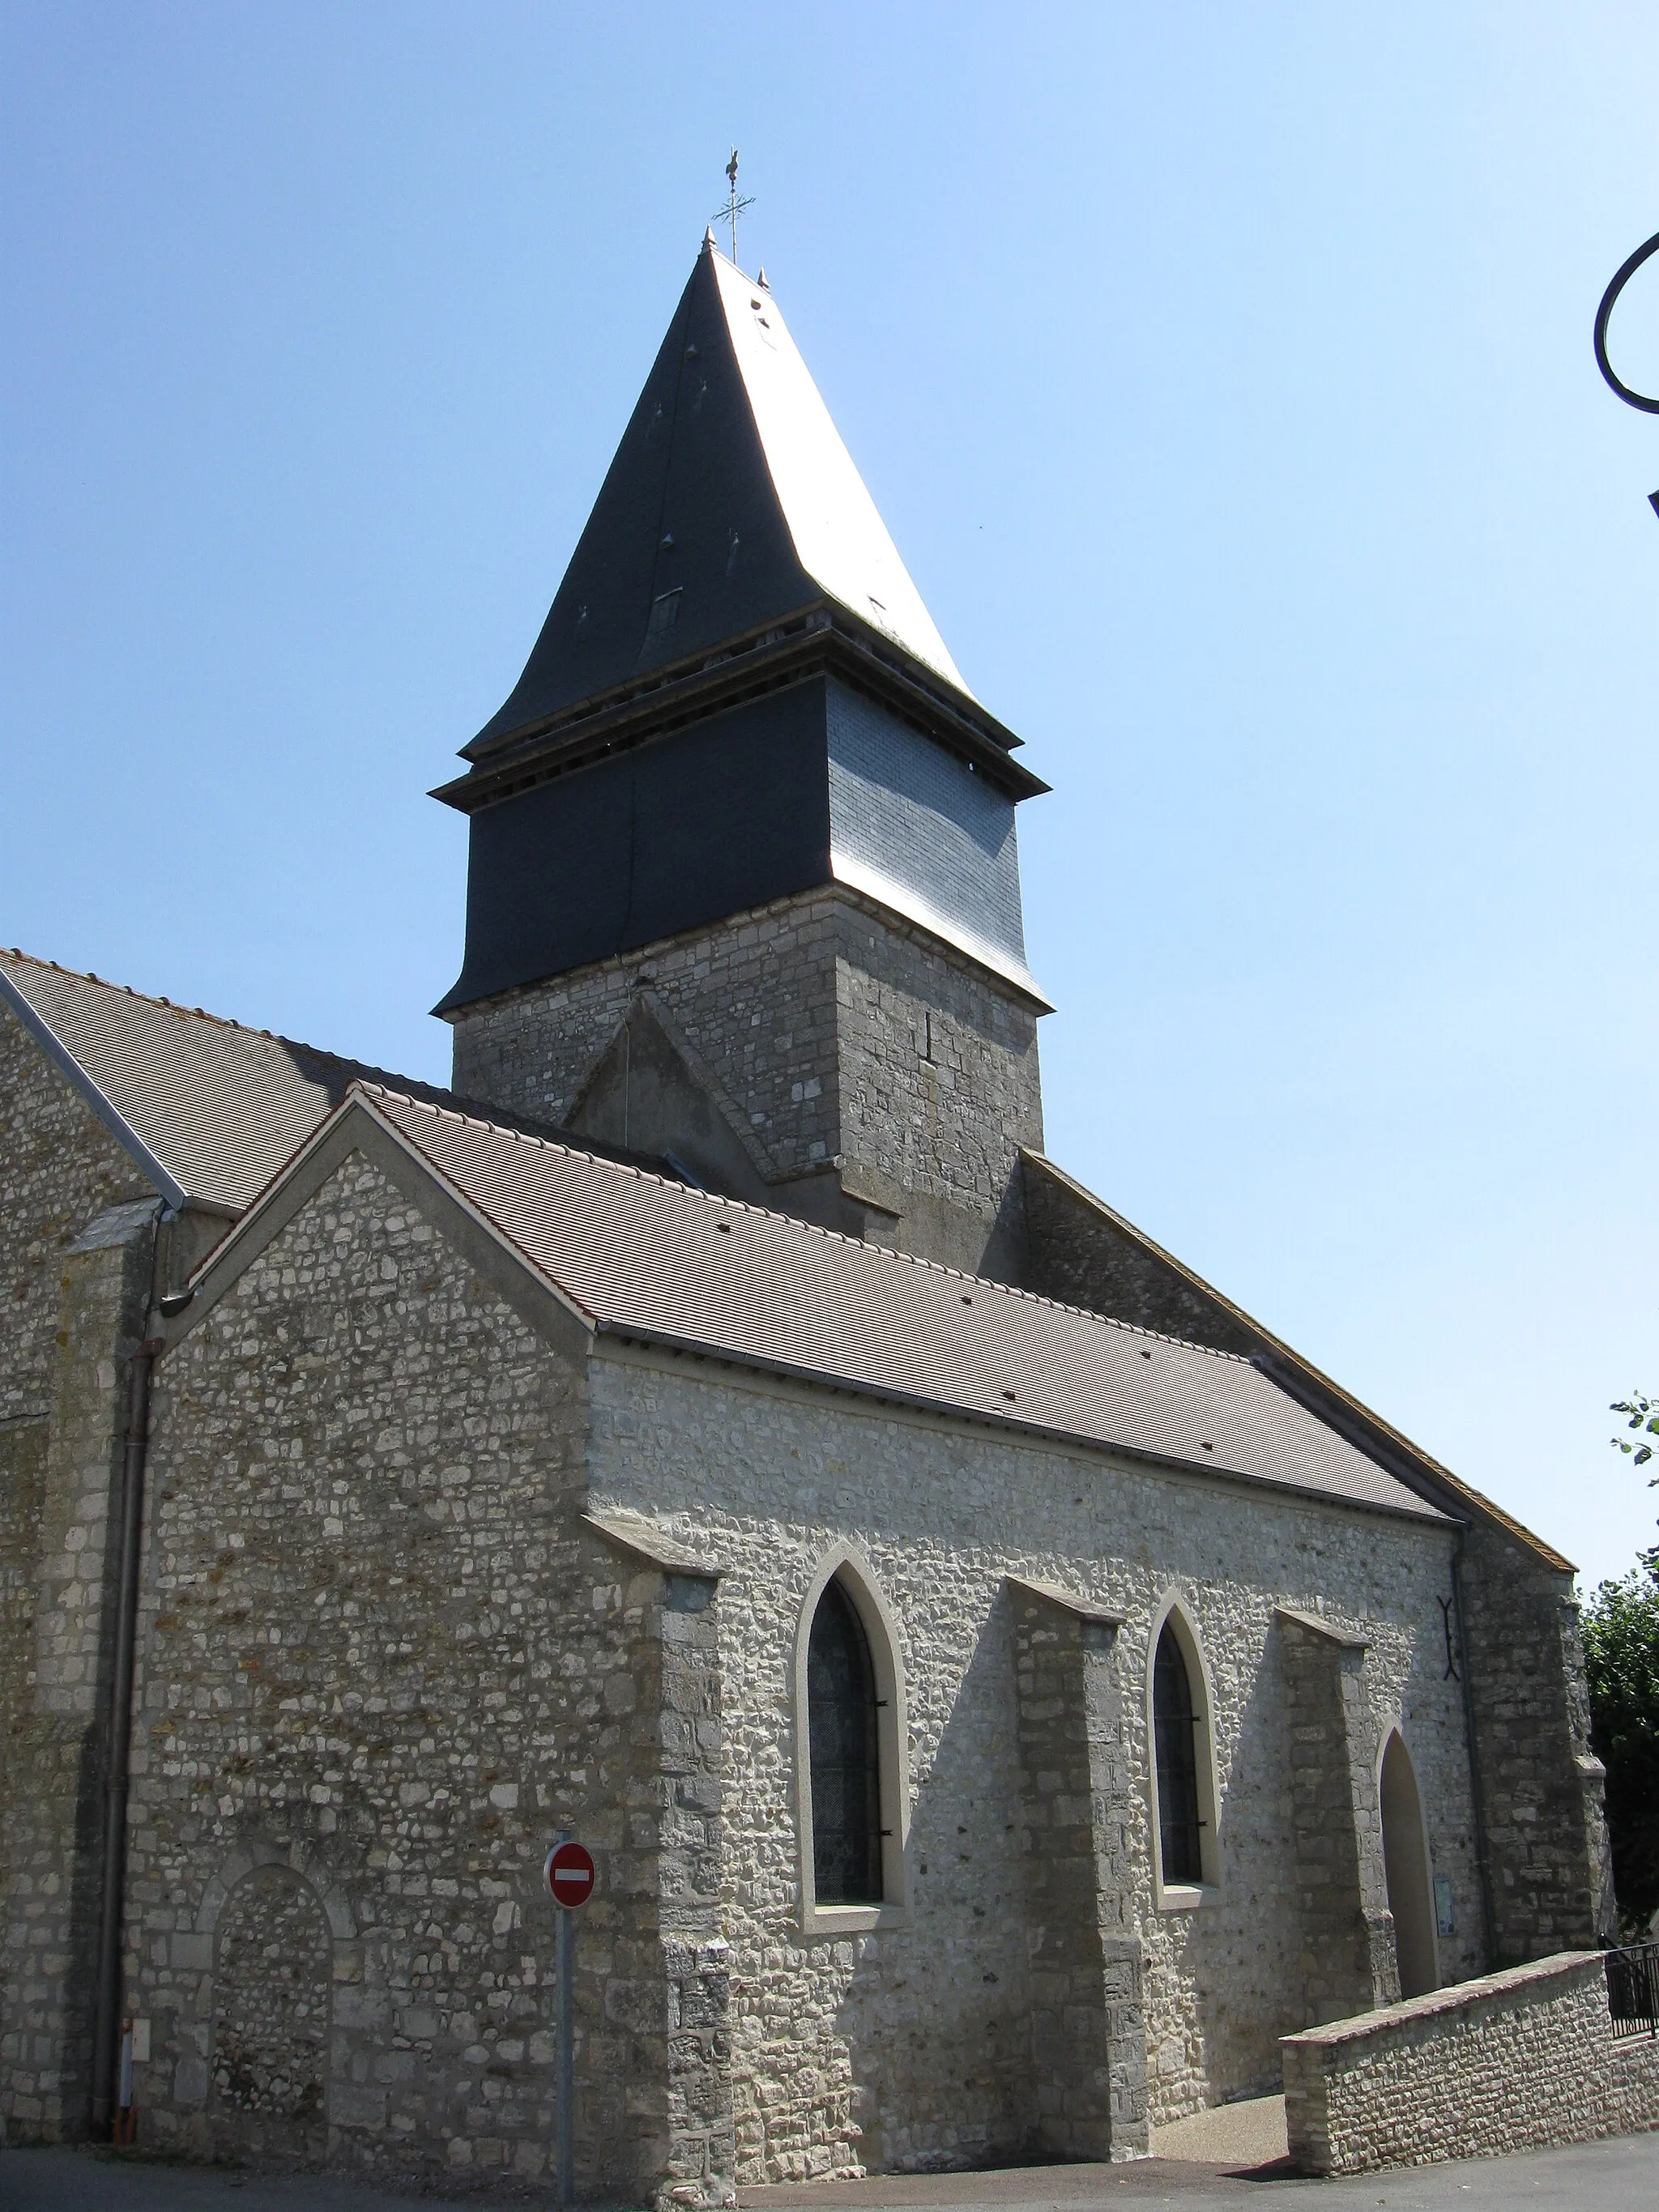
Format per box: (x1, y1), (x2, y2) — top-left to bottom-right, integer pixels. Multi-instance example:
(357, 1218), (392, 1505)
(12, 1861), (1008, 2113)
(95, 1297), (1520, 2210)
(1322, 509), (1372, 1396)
(2, 946), (446, 1092)
(352, 1079), (1252, 1363)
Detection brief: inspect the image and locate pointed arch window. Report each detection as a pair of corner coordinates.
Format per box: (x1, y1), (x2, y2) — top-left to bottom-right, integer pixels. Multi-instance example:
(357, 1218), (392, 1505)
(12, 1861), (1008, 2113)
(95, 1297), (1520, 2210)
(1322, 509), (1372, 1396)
(793, 1550), (910, 1933)
(808, 1579), (883, 1904)
(1147, 1600), (1221, 1903)
(1154, 1625), (1204, 1884)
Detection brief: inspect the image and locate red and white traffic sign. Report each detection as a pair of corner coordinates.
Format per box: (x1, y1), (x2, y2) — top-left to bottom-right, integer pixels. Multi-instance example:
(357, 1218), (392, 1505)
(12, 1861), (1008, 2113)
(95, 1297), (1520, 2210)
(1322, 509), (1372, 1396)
(544, 1840), (595, 1910)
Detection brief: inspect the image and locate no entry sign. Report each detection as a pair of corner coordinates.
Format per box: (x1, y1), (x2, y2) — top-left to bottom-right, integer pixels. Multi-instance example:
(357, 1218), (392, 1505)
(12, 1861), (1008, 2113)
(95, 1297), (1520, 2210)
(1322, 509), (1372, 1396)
(544, 1840), (595, 1911)
(544, 1841), (591, 2208)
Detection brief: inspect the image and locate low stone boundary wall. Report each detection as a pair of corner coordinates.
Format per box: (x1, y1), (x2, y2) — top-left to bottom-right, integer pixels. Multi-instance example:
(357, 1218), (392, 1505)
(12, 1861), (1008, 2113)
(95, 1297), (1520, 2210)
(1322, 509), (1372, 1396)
(1281, 1951), (1659, 2175)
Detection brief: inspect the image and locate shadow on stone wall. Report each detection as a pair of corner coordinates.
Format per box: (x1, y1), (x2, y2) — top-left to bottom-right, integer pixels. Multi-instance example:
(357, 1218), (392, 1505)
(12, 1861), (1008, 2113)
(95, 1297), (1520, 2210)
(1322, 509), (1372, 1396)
(831, 1587), (1035, 2173)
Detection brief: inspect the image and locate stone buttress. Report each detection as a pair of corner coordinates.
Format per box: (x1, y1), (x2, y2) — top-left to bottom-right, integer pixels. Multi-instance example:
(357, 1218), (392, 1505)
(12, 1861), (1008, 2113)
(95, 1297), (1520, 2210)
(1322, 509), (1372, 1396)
(1009, 1578), (1148, 2159)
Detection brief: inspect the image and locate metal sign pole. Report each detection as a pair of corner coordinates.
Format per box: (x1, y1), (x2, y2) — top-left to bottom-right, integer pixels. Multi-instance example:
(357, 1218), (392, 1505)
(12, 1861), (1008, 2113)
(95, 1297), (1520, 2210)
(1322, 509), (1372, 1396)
(545, 1834), (595, 2208)
(557, 1900), (574, 2210)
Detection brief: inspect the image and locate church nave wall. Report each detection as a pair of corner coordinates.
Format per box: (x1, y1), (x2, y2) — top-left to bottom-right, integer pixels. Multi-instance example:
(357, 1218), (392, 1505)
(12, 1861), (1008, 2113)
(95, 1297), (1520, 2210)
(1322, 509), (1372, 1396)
(587, 1348), (1485, 2174)
(0, 1006), (164, 2142)
(114, 1148), (710, 2200)
(0, 999), (157, 1430)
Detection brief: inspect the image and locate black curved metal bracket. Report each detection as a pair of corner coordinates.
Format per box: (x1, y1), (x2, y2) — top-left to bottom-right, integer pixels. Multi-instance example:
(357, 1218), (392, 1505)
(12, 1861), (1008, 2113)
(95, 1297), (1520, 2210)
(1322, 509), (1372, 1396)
(1594, 228), (1659, 415)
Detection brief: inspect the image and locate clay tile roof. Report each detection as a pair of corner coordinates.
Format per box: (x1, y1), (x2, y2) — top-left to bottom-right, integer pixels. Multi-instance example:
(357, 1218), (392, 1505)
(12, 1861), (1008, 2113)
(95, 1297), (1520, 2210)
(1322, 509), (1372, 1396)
(362, 1087), (1450, 1525)
(0, 952), (656, 1216)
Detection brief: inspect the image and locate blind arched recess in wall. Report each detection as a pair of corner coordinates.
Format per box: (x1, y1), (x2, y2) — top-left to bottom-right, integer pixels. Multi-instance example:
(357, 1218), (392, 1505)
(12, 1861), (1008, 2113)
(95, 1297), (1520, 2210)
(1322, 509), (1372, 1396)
(808, 1579), (883, 1904)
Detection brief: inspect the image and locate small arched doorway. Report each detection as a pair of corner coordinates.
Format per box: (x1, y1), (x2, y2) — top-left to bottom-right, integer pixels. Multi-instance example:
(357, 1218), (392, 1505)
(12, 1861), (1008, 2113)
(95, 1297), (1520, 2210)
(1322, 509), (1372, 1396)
(1380, 1730), (1438, 1999)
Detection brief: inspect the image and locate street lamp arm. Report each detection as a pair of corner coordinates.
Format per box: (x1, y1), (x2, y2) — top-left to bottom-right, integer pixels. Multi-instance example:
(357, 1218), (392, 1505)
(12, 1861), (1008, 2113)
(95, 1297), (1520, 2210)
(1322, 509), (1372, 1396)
(1594, 228), (1659, 415)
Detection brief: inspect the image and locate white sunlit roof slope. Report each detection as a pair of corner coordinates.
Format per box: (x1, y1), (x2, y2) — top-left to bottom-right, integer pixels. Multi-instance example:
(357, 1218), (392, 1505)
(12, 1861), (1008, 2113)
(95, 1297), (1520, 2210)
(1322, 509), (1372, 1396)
(710, 250), (970, 697)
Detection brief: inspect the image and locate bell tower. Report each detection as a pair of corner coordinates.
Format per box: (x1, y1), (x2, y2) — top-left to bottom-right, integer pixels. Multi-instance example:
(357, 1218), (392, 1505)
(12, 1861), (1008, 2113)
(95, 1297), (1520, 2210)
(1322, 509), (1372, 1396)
(436, 236), (1051, 1278)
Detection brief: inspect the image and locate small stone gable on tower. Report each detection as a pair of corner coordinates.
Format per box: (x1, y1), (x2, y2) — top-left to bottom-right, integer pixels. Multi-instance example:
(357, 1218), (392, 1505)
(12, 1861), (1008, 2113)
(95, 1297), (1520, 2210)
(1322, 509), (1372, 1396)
(561, 992), (777, 1202)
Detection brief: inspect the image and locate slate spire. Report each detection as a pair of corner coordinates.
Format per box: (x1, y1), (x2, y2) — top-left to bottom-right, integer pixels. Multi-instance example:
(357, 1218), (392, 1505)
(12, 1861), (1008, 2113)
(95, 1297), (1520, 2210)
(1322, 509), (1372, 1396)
(435, 241), (1046, 1026)
(467, 239), (968, 756)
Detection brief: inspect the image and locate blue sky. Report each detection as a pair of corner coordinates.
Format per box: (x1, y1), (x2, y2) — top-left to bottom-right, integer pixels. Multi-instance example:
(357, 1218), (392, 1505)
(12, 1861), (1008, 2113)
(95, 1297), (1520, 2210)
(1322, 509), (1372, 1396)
(4, 3), (1657, 1588)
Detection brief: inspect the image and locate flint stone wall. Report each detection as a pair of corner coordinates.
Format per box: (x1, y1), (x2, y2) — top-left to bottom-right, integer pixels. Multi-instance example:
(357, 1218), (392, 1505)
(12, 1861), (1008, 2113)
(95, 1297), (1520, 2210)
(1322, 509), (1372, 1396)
(1277, 1610), (1400, 2025)
(1456, 1533), (1612, 1961)
(587, 1342), (1484, 2177)
(121, 1149), (729, 2204)
(212, 1864), (332, 2134)
(1021, 1145), (1614, 1971)
(446, 888), (1043, 1278)
(1282, 1950), (1659, 2174)
(0, 999), (156, 1428)
(1008, 1582), (1146, 2162)
(0, 1004), (164, 2140)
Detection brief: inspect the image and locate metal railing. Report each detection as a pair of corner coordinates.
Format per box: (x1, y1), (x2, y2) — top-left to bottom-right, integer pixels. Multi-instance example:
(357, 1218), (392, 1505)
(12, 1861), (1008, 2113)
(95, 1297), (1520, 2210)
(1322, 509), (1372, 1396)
(1606, 1941), (1659, 2039)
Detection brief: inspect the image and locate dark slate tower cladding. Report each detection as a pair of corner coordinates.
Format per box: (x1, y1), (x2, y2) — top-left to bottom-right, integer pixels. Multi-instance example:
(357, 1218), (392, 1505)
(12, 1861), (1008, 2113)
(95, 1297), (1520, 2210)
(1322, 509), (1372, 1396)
(437, 236), (1051, 1277)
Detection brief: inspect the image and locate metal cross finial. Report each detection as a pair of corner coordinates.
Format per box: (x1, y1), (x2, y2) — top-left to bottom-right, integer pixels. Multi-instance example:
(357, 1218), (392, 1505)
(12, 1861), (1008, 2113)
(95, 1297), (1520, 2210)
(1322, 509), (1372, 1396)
(713, 148), (755, 267)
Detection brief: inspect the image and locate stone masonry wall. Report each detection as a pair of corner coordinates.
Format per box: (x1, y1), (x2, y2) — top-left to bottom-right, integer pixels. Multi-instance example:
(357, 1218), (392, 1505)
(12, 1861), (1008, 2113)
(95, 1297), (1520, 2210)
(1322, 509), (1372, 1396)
(833, 902), (1042, 1279)
(1019, 1143), (1611, 1971)
(448, 893), (844, 1182)
(211, 1864), (333, 2135)
(1020, 1156), (1256, 1355)
(1457, 1528), (1613, 1959)
(0, 1004), (164, 2141)
(0, 998), (156, 1427)
(119, 1149), (727, 2203)
(586, 1345), (1485, 2176)
(1277, 1613), (1399, 2025)
(2, 1218), (157, 2140)
(446, 888), (1043, 1279)
(1008, 1583), (1146, 2160)
(1282, 1950), (1659, 2174)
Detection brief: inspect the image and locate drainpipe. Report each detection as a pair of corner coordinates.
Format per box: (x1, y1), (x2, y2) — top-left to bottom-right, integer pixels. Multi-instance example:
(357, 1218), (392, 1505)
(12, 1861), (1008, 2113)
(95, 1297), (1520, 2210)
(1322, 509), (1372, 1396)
(89, 1324), (166, 2136)
(1452, 1529), (1499, 1971)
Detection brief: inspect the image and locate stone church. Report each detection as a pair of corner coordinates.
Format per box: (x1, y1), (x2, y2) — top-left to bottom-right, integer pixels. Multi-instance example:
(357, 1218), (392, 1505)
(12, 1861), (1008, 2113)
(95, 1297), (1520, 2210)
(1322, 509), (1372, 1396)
(1, 235), (1613, 2201)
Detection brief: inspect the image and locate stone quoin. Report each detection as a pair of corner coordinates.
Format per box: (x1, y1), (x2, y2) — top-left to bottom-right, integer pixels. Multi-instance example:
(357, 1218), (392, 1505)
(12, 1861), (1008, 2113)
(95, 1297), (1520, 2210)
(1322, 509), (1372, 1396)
(0, 233), (1619, 2200)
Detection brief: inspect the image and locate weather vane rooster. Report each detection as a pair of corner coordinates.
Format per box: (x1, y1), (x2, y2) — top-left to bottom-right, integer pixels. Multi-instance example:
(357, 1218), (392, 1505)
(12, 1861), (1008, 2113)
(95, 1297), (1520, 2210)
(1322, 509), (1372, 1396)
(714, 148), (755, 266)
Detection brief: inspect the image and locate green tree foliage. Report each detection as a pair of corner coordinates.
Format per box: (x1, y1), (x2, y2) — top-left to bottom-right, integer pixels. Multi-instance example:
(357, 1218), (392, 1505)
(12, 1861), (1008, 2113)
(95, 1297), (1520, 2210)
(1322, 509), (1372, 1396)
(1583, 1560), (1659, 1937)
(1585, 1396), (1659, 1937)
(1610, 1390), (1659, 1469)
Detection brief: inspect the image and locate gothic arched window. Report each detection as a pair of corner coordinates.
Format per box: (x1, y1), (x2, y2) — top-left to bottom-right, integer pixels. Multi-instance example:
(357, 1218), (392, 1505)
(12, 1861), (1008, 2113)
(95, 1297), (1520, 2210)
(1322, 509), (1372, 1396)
(1153, 1621), (1205, 1886)
(807, 1577), (883, 1905)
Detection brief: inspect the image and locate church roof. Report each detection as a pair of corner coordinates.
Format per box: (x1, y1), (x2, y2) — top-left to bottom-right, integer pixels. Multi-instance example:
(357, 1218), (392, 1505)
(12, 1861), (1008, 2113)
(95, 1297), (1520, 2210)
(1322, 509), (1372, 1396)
(211, 1082), (1451, 1527)
(0, 951), (656, 1215)
(467, 241), (970, 755)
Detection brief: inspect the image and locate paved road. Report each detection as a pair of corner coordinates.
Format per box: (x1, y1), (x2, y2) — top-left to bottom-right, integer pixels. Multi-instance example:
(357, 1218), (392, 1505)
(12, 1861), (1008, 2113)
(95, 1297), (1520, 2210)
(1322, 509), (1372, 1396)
(2, 2135), (1657, 2212)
